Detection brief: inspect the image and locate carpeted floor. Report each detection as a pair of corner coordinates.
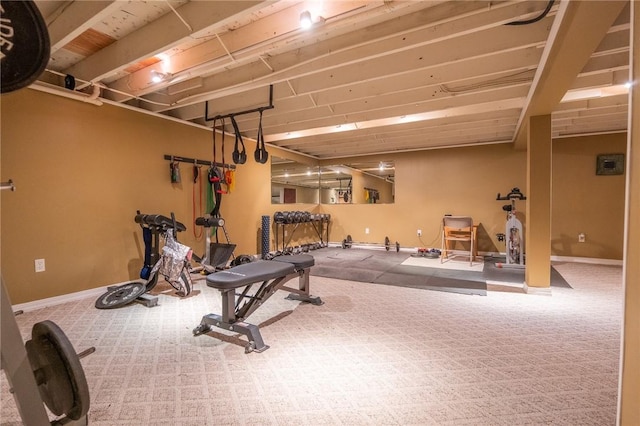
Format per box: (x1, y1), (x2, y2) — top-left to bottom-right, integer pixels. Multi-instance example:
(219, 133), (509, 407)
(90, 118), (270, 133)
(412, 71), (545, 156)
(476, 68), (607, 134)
(308, 247), (570, 296)
(1, 261), (620, 425)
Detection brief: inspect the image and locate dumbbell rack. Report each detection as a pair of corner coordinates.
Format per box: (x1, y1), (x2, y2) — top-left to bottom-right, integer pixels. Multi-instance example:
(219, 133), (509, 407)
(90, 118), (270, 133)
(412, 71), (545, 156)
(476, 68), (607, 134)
(273, 212), (330, 253)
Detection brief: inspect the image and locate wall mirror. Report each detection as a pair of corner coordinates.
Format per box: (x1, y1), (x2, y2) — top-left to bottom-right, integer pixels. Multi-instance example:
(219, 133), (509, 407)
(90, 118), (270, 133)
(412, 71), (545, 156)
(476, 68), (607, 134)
(271, 157), (395, 204)
(320, 161), (395, 204)
(271, 156), (319, 204)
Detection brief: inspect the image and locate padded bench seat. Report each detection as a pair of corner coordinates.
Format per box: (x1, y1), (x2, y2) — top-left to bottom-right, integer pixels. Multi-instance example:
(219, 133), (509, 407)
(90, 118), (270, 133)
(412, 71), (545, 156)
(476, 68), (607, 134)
(206, 260), (295, 289)
(273, 254), (315, 270)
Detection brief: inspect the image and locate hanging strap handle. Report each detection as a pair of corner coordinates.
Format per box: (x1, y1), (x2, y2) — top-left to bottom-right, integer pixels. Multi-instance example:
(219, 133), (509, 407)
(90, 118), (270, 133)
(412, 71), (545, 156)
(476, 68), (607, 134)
(212, 118), (218, 167)
(254, 110), (269, 164)
(230, 115), (247, 164)
(221, 117), (227, 176)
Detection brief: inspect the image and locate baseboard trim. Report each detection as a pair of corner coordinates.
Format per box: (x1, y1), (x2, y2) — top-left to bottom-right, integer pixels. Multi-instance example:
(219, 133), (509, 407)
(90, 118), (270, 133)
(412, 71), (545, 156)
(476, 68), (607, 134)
(12, 253), (621, 311)
(523, 283), (553, 296)
(11, 282), (127, 313)
(550, 255), (623, 266)
(486, 280), (524, 288)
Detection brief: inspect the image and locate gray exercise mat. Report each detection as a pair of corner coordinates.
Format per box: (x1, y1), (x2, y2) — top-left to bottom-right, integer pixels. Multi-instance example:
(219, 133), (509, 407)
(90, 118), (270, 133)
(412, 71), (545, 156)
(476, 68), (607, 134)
(309, 248), (571, 294)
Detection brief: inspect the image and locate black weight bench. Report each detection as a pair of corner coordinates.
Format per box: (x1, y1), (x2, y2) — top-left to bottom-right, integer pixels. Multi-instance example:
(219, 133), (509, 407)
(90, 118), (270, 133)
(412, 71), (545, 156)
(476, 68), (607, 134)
(193, 254), (322, 353)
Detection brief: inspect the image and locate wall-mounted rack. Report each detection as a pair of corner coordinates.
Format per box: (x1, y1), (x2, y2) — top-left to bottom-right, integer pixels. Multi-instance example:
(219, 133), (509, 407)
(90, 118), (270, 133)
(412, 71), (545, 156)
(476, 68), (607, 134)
(163, 155), (236, 170)
(1, 180), (16, 191)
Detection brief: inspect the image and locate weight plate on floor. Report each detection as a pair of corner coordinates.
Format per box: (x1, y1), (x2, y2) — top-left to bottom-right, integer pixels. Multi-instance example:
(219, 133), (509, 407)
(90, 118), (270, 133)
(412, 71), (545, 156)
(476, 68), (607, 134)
(25, 320), (90, 420)
(94, 282), (146, 309)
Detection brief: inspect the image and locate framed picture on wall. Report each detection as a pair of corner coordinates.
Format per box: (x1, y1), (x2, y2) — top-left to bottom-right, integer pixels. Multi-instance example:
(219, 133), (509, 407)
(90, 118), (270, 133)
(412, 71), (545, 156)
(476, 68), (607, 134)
(596, 153), (625, 175)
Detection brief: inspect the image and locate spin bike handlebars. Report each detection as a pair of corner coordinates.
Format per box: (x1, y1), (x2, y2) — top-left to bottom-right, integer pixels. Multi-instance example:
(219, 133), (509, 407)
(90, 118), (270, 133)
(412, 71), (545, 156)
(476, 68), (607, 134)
(134, 212), (186, 232)
(195, 216), (225, 228)
(496, 187), (527, 201)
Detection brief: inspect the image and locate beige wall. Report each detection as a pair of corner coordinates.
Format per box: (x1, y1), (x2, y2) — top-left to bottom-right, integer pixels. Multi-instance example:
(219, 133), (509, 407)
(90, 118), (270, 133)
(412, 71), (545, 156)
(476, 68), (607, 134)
(552, 133), (627, 259)
(271, 183), (318, 204)
(0, 89), (294, 304)
(1, 89), (627, 304)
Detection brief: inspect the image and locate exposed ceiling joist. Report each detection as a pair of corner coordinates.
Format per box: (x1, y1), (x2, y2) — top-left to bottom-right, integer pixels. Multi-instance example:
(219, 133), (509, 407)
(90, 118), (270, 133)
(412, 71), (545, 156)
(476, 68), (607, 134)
(48, 1), (121, 54)
(33, 0), (631, 160)
(63, 1), (266, 85)
(513, 0), (628, 149)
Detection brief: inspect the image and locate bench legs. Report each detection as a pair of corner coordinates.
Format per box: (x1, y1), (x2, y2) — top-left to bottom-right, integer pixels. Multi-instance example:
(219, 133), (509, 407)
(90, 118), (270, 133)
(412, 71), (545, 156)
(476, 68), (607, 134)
(194, 268), (322, 352)
(193, 314), (269, 353)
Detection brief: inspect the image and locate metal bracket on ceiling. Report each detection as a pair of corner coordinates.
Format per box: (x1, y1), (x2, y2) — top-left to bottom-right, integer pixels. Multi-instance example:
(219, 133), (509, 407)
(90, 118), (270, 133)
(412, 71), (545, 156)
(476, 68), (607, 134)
(204, 84), (274, 122)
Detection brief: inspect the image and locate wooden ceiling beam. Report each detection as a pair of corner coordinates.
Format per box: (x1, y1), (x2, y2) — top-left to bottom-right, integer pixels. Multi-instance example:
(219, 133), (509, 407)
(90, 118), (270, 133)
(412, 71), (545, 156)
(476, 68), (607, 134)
(277, 113), (521, 148)
(261, 87), (527, 137)
(63, 1), (266, 84)
(46, 1), (121, 54)
(168, 45), (541, 122)
(513, 0), (628, 149)
(143, 1), (551, 111)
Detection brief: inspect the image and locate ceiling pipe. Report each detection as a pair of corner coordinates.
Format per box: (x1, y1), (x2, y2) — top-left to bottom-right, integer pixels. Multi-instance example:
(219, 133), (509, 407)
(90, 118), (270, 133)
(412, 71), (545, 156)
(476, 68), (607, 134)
(29, 81), (103, 106)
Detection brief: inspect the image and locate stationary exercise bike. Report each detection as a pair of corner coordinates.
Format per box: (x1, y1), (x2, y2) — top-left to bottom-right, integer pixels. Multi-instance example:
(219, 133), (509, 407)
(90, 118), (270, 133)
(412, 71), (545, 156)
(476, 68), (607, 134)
(496, 187), (527, 268)
(135, 212), (193, 295)
(95, 212), (194, 309)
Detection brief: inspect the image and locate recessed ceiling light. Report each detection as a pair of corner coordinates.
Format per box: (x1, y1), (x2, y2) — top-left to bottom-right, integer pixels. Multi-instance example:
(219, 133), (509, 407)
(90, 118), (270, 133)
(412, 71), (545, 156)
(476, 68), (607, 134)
(300, 11), (312, 29)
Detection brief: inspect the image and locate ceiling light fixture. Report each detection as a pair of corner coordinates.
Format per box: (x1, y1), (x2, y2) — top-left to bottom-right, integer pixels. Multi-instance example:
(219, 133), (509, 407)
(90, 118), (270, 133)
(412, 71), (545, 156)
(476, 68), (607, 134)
(150, 70), (172, 84)
(300, 10), (312, 29)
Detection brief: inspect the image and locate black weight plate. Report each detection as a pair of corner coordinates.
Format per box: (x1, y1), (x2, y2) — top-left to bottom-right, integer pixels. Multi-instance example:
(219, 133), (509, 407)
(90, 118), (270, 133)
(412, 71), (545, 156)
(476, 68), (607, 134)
(274, 211), (285, 223)
(95, 282), (146, 309)
(0, 1), (50, 93)
(26, 320), (90, 420)
(285, 211), (295, 223)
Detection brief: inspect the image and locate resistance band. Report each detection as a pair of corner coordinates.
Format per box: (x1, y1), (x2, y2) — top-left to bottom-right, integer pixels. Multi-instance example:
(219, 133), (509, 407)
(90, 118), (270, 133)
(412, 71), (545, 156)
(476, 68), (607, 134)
(140, 227), (152, 279)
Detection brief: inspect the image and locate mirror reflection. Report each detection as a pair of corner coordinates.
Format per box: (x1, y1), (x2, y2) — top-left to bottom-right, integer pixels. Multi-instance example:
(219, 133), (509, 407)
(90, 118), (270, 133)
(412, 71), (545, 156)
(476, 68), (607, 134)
(271, 157), (395, 204)
(271, 157), (319, 204)
(321, 161), (394, 204)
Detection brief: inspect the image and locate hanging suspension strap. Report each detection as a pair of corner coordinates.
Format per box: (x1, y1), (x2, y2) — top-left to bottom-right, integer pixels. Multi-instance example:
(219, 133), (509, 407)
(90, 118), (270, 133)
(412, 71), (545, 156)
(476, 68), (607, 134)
(254, 110), (269, 164)
(220, 118), (229, 194)
(209, 120), (223, 217)
(230, 115), (247, 164)
(192, 160), (203, 239)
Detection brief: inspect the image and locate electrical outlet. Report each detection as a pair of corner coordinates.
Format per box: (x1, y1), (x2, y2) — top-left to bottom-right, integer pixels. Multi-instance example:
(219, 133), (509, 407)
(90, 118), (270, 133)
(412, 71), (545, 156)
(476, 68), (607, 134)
(417, 229), (422, 237)
(578, 233), (586, 243)
(365, 228), (370, 234)
(35, 258), (46, 272)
